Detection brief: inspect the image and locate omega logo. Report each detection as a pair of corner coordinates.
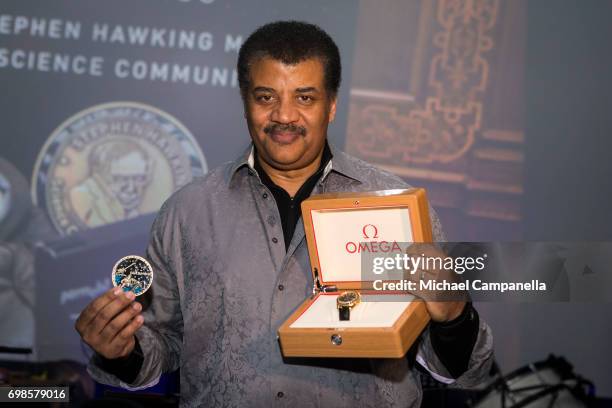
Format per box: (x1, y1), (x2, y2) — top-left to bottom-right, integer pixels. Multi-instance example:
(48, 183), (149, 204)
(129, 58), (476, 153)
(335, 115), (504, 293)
(362, 224), (379, 239)
(345, 224), (401, 254)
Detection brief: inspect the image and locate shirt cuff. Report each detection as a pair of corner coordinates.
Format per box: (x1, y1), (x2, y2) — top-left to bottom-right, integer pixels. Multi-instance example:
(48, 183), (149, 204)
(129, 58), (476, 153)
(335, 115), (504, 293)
(428, 302), (480, 379)
(94, 336), (144, 385)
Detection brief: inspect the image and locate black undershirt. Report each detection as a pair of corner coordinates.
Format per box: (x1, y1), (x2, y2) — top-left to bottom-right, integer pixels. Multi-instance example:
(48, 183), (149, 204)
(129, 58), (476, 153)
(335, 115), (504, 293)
(97, 143), (479, 383)
(254, 143), (332, 250)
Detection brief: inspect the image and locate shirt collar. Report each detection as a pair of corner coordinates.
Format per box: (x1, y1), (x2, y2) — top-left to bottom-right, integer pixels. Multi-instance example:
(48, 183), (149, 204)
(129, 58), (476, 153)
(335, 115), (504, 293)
(228, 140), (363, 187)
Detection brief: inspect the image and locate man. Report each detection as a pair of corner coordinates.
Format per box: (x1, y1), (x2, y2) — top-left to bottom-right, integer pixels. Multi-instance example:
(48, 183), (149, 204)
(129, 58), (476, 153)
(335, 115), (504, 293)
(70, 139), (153, 228)
(76, 21), (493, 407)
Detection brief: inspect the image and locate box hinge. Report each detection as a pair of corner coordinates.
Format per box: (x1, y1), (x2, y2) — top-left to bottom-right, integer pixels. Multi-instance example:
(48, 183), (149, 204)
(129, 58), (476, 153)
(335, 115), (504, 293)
(312, 267), (337, 295)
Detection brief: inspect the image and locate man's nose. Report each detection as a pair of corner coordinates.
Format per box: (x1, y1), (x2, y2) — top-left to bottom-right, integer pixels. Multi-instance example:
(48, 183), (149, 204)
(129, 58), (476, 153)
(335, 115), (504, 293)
(123, 177), (136, 191)
(270, 98), (299, 124)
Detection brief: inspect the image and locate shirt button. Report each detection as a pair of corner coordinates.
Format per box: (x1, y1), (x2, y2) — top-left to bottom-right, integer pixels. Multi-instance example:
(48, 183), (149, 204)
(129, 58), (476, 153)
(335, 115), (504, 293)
(278, 284), (284, 291)
(263, 193), (268, 199)
(277, 391), (284, 398)
(272, 237), (278, 244)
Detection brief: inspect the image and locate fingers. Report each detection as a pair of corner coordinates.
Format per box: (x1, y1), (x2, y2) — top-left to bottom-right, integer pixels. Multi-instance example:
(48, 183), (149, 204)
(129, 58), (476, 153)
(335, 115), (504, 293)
(89, 290), (137, 336)
(99, 301), (142, 343)
(107, 315), (145, 358)
(118, 337), (136, 359)
(115, 314), (144, 344)
(75, 287), (146, 359)
(75, 287), (122, 334)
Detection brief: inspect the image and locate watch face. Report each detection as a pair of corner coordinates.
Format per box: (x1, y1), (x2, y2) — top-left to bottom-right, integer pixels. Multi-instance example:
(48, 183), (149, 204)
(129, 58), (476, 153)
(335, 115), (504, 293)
(338, 291), (359, 305)
(112, 255), (153, 296)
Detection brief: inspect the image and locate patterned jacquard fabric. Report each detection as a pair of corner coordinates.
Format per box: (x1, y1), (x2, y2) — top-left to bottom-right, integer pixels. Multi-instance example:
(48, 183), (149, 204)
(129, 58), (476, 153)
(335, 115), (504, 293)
(87, 143), (494, 407)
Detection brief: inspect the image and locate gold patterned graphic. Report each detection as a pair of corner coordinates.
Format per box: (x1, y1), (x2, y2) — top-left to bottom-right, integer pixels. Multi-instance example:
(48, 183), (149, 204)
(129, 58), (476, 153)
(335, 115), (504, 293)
(347, 0), (524, 224)
(348, 0), (498, 164)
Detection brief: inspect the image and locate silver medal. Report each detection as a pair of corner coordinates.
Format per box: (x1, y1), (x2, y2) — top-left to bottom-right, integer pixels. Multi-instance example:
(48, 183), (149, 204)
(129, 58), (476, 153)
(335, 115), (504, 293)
(111, 255), (153, 296)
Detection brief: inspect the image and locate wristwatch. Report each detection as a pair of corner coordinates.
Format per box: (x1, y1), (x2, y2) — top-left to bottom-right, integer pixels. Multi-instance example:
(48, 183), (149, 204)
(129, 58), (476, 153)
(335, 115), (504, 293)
(336, 290), (361, 321)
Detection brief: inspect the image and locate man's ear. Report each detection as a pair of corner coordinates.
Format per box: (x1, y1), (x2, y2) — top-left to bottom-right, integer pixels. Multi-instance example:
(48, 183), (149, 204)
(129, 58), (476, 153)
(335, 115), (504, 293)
(241, 91), (249, 118)
(328, 96), (338, 123)
(242, 98), (249, 119)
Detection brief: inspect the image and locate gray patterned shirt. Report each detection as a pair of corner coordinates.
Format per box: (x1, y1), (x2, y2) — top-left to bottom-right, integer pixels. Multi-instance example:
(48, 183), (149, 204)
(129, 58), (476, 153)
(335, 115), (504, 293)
(88, 143), (494, 407)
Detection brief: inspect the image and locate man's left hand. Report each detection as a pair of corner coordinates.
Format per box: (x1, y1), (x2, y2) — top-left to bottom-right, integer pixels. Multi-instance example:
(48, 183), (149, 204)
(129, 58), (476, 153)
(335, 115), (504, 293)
(404, 243), (468, 323)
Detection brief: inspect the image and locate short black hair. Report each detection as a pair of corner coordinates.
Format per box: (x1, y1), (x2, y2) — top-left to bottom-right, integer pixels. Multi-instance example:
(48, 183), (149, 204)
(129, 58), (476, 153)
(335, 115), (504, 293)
(237, 21), (341, 99)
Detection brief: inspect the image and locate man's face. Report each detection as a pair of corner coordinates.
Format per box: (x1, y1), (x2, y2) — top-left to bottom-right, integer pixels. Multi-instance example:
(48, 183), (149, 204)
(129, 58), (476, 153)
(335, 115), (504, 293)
(244, 57), (337, 171)
(107, 151), (150, 211)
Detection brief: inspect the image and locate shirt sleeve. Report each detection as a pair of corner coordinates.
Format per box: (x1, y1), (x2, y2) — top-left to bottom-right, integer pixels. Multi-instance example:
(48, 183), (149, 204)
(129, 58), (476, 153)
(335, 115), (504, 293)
(93, 337), (144, 384)
(416, 305), (493, 387)
(87, 198), (184, 390)
(428, 302), (481, 378)
(428, 205), (446, 242)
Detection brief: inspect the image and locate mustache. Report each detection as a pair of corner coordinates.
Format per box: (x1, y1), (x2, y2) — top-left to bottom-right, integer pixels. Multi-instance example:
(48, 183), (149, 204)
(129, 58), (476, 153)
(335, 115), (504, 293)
(263, 123), (307, 136)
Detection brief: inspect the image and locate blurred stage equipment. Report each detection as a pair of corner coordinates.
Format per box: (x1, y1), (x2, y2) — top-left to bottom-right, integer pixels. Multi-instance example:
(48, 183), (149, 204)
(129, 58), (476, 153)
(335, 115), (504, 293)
(472, 355), (594, 408)
(0, 157), (55, 361)
(0, 359), (95, 403)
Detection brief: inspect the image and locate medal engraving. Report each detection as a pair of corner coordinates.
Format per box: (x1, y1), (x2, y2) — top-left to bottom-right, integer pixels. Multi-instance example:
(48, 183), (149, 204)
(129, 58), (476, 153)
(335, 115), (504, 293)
(112, 255), (153, 296)
(32, 102), (207, 235)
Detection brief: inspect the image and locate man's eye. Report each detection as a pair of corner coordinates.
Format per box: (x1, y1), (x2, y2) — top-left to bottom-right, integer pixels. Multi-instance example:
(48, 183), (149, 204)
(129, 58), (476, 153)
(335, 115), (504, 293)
(256, 95), (273, 102)
(298, 95), (313, 103)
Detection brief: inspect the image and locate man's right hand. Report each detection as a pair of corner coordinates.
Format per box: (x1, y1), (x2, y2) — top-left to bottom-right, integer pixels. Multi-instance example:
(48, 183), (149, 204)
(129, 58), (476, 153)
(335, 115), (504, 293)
(75, 287), (144, 359)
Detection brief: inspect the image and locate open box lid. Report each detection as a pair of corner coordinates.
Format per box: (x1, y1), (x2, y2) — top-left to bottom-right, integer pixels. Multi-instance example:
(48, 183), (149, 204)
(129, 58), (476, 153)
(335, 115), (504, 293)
(301, 188), (433, 291)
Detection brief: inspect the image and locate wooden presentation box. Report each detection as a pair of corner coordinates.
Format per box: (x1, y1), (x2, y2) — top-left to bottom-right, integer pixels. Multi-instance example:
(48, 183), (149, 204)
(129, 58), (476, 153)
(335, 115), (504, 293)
(278, 188), (433, 358)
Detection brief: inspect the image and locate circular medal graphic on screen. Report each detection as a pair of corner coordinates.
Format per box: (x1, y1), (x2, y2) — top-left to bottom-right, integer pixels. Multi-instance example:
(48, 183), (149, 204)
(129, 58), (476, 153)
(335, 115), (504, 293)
(112, 255), (153, 296)
(32, 102), (207, 235)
